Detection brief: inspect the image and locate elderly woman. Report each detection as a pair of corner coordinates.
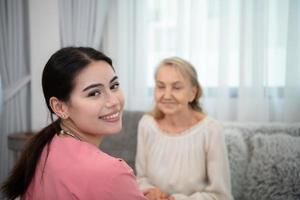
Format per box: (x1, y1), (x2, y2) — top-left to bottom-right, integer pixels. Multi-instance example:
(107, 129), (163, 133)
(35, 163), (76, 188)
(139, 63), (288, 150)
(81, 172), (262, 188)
(135, 57), (233, 200)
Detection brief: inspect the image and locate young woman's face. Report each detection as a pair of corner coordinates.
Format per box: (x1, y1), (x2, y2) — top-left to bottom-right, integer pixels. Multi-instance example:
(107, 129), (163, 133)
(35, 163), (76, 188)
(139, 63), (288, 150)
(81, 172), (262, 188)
(155, 65), (196, 116)
(65, 60), (124, 137)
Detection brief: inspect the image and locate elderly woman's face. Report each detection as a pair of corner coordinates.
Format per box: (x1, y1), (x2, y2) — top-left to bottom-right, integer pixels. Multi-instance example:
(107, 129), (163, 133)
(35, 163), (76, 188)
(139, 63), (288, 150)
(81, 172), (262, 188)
(155, 65), (196, 116)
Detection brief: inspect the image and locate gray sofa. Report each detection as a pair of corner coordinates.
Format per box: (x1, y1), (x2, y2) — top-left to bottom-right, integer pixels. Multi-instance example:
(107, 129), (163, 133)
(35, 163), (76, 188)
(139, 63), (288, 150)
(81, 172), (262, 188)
(100, 111), (300, 200)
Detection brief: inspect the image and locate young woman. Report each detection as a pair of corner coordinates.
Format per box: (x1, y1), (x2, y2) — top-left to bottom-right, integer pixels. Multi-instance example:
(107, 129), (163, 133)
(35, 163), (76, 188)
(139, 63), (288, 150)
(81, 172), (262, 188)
(135, 57), (233, 200)
(1, 47), (147, 200)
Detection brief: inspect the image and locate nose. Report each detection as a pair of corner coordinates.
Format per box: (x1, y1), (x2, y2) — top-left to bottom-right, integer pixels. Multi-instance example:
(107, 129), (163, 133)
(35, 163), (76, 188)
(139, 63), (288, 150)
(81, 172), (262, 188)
(163, 87), (172, 99)
(105, 91), (119, 108)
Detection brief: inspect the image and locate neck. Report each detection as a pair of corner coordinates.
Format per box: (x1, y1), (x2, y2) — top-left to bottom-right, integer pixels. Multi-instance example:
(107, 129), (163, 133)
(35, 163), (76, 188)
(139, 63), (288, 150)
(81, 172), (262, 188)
(60, 129), (82, 141)
(165, 109), (200, 126)
(158, 109), (204, 133)
(60, 120), (102, 147)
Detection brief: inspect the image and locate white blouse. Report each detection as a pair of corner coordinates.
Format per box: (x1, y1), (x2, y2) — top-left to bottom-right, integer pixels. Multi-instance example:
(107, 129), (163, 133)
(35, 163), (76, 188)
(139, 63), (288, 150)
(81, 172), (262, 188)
(135, 114), (233, 200)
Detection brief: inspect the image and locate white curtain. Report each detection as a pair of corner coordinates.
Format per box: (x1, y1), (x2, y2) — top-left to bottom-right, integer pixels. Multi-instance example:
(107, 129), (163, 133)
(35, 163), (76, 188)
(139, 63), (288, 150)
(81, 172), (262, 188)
(105, 0), (300, 122)
(102, 0), (153, 111)
(58, 0), (110, 49)
(0, 0), (31, 186)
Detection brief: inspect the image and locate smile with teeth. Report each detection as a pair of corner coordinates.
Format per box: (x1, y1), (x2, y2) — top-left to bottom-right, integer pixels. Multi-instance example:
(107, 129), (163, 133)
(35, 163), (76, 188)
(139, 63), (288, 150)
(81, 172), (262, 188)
(100, 112), (120, 120)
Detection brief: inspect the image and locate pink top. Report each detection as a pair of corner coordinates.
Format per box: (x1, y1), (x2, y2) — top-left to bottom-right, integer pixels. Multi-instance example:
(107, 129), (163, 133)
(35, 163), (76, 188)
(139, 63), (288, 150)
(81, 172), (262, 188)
(22, 134), (147, 200)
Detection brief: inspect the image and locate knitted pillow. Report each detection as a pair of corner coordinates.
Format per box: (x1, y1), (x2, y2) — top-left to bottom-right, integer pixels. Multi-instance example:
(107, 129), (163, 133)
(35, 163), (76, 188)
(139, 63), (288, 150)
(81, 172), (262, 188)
(244, 133), (300, 200)
(224, 129), (248, 200)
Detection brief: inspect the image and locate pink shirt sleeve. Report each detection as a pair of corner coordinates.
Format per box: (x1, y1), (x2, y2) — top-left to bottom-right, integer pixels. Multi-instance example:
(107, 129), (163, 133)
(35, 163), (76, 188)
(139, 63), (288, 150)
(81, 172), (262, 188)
(102, 159), (148, 200)
(67, 155), (147, 200)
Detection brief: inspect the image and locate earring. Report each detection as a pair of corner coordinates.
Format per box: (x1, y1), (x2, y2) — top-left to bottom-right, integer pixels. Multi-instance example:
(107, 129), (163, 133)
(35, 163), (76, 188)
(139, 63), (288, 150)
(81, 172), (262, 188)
(61, 114), (66, 119)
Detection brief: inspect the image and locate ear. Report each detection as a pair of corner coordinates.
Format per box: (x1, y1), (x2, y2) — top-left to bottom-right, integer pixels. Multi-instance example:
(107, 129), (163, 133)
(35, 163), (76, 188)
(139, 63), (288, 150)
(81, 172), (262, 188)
(49, 97), (69, 119)
(189, 86), (197, 102)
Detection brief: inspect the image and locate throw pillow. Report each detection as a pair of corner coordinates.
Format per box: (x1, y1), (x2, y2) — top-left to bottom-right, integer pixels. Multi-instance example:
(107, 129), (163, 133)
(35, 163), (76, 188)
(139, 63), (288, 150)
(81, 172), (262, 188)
(244, 133), (300, 200)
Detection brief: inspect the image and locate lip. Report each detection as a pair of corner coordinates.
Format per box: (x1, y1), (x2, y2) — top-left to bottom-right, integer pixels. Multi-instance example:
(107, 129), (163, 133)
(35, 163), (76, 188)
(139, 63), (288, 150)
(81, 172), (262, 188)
(159, 101), (177, 110)
(160, 101), (176, 105)
(99, 111), (121, 122)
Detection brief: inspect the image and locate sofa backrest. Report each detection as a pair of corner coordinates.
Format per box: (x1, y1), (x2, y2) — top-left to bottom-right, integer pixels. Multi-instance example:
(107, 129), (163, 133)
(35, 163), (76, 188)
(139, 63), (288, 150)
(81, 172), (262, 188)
(100, 110), (144, 169)
(100, 110), (300, 200)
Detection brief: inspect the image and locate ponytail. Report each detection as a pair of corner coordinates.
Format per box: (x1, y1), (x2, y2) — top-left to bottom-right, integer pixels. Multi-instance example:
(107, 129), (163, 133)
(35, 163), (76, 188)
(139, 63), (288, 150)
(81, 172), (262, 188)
(1, 119), (61, 200)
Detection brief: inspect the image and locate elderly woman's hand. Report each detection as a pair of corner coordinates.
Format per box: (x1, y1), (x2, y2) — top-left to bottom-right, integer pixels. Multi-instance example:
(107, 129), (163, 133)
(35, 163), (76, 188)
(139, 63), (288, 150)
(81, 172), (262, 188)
(143, 188), (175, 200)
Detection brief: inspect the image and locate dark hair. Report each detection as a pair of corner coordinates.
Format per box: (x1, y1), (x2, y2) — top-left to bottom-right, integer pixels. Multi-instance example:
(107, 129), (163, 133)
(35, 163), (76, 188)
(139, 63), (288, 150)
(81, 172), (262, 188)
(1, 47), (114, 200)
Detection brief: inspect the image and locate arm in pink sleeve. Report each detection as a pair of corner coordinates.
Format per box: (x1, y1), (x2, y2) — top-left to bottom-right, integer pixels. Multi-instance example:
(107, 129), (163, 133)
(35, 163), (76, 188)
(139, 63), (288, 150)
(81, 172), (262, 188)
(104, 160), (148, 200)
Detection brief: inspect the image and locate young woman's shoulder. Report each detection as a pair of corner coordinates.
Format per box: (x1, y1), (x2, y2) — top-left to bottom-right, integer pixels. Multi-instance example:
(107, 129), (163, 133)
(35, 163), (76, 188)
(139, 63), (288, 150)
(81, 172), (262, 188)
(52, 136), (133, 178)
(48, 136), (144, 199)
(79, 150), (145, 200)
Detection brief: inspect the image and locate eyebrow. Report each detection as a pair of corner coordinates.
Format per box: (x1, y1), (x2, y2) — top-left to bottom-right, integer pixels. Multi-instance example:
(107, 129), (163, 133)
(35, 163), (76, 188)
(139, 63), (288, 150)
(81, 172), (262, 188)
(82, 76), (119, 92)
(156, 80), (182, 85)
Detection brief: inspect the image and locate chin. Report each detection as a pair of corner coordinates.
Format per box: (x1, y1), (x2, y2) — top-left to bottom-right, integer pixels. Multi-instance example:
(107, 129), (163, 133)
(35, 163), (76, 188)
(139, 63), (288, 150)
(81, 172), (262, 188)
(104, 124), (123, 135)
(160, 107), (177, 115)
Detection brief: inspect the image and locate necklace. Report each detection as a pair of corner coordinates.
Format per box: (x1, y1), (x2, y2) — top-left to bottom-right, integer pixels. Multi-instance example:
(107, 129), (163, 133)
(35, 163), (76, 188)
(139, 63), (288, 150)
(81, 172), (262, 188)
(60, 129), (82, 141)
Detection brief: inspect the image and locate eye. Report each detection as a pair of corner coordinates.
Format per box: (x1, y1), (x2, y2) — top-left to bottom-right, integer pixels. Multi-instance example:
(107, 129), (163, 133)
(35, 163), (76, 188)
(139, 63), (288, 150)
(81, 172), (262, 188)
(88, 90), (101, 97)
(156, 85), (165, 89)
(173, 86), (182, 90)
(110, 82), (120, 90)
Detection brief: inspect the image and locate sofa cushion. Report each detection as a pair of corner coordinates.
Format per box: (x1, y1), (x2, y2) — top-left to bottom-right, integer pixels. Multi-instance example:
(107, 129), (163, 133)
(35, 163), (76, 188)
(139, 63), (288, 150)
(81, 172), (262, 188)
(244, 133), (300, 200)
(224, 129), (249, 200)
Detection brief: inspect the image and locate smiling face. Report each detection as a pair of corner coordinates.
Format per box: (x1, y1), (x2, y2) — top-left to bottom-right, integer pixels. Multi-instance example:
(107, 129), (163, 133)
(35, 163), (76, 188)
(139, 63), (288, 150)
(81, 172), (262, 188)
(63, 60), (124, 138)
(155, 65), (196, 116)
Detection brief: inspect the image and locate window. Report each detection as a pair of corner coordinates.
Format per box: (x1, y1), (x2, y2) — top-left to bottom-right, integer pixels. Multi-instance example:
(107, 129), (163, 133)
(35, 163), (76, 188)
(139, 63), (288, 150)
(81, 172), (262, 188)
(144, 0), (288, 94)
